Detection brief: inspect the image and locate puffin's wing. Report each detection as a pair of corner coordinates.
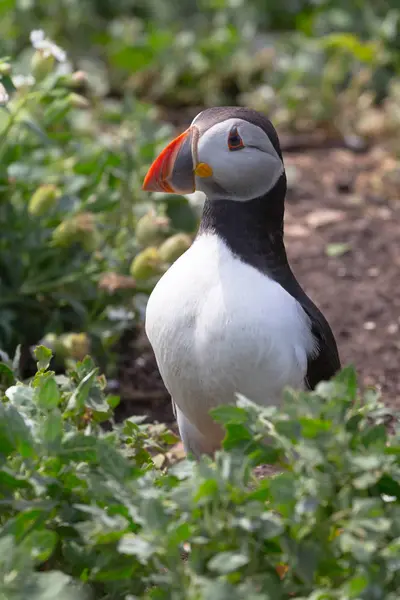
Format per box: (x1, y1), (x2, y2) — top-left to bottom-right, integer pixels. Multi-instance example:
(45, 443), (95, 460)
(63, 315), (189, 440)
(303, 306), (341, 390)
(277, 269), (341, 390)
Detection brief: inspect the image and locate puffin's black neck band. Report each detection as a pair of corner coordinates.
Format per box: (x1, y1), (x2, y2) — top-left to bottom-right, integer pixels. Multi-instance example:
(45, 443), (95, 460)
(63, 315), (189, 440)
(198, 173), (291, 278)
(196, 166), (341, 387)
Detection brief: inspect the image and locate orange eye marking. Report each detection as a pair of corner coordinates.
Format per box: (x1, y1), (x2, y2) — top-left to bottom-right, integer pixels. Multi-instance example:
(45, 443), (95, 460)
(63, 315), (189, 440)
(228, 126), (245, 151)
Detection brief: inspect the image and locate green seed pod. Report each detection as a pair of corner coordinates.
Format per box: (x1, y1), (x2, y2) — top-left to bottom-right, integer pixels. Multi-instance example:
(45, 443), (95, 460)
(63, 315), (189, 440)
(28, 184), (60, 217)
(68, 93), (90, 109)
(52, 212), (99, 251)
(135, 211), (170, 247)
(31, 49), (55, 80)
(130, 247), (162, 280)
(0, 62), (11, 76)
(158, 233), (192, 264)
(52, 219), (78, 247)
(52, 212), (100, 252)
(60, 332), (90, 362)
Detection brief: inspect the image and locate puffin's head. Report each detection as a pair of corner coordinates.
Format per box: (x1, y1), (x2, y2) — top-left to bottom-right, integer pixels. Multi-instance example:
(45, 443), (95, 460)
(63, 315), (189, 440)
(142, 107), (285, 202)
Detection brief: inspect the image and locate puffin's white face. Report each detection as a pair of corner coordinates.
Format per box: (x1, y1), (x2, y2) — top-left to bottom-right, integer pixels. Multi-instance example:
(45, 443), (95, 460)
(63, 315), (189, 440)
(194, 117), (283, 202)
(142, 110), (284, 202)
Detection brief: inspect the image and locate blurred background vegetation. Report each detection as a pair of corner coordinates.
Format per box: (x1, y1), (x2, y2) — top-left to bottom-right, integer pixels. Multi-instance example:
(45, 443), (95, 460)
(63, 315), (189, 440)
(0, 0), (399, 381)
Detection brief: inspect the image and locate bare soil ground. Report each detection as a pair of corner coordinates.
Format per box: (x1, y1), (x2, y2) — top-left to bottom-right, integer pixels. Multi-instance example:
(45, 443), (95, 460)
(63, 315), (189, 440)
(115, 141), (400, 424)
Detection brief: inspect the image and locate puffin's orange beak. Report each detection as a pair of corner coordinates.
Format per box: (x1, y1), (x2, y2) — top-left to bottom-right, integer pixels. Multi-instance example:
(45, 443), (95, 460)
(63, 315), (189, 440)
(142, 127), (196, 194)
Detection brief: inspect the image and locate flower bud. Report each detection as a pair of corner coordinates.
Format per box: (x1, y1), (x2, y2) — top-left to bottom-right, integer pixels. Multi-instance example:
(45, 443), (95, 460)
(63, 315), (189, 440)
(68, 93), (90, 109)
(70, 70), (88, 86)
(0, 62), (11, 76)
(130, 247), (162, 280)
(31, 49), (55, 80)
(51, 219), (77, 247)
(135, 211), (170, 246)
(28, 184), (60, 217)
(52, 212), (99, 251)
(60, 332), (90, 362)
(158, 233), (192, 264)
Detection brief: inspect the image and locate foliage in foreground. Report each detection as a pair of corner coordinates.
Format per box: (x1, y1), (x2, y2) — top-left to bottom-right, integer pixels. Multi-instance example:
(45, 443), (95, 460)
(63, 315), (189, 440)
(0, 347), (400, 599)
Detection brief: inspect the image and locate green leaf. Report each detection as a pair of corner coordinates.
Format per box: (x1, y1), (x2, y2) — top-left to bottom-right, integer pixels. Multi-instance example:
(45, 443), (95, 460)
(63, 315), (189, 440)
(61, 434), (98, 462)
(161, 429), (180, 445)
(350, 454), (383, 471)
(2, 507), (49, 540)
(341, 573), (369, 598)
(361, 424), (387, 448)
(269, 473), (296, 517)
(34, 345), (53, 371)
(21, 118), (52, 145)
(194, 478), (219, 502)
(275, 419), (302, 441)
(222, 423), (253, 450)
(31, 571), (84, 600)
(92, 564), (136, 582)
(260, 513), (284, 539)
(377, 474), (400, 499)
(118, 534), (155, 562)
(110, 46), (155, 71)
(5, 384), (35, 410)
(0, 403), (36, 458)
(65, 368), (98, 413)
(0, 361), (15, 388)
(0, 73), (16, 95)
(97, 439), (131, 480)
(296, 541), (319, 584)
(22, 529), (58, 564)
(107, 394), (120, 409)
(339, 533), (377, 562)
(37, 375), (61, 409)
(353, 471), (381, 489)
(211, 405), (249, 425)
(41, 411), (63, 447)
(299, 418), (331, 438)
(0, 468), (31, 493)
(334, 365), (358, 400)
(199, 580), (239, 600)
(356, 517), (391, 533)
(323, 33), (378, 63)
(208, 551), (249, 573)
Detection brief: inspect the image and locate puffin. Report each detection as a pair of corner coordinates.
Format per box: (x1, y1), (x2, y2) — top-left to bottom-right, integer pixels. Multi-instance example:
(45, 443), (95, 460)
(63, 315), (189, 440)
(142, 107), (340, 458)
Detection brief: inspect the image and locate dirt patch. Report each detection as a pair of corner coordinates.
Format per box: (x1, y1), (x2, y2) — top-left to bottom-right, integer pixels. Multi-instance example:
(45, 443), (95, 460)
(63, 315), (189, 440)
(116, 143), (400, 423)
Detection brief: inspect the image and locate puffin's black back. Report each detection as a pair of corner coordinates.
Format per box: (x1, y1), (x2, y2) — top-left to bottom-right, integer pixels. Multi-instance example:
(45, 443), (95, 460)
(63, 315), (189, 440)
(196, 107), (341, 389)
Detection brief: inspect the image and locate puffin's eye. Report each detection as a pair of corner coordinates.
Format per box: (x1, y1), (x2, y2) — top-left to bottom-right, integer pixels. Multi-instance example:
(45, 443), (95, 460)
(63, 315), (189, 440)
(227, 127), (244, 151)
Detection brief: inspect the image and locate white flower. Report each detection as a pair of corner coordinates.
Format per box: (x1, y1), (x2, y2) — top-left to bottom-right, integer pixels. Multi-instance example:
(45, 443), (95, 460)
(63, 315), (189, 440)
(30, 29), (45, 45)
(0, 82), (9, 105)
(12, 74), (35, 89)
(29, 29), (67, 62)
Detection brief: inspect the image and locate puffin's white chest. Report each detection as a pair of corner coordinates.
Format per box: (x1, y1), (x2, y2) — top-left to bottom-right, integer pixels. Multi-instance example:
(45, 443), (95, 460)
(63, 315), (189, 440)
(145, 234), (315, 433)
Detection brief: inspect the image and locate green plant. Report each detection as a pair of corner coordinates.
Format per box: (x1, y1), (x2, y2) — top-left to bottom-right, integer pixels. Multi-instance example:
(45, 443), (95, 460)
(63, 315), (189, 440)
(1, 347), (399, 599)
(0, 33), (199, 369)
